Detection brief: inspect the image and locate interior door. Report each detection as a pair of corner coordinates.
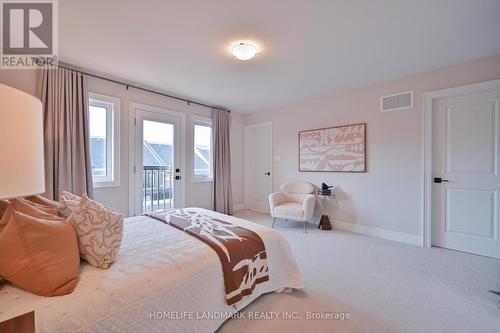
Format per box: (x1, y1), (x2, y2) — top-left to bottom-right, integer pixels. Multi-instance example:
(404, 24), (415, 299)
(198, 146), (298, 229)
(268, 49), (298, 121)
(133, 108), (182, 215)
(432, 90), (500, 258)
(245, 123), (272, 212)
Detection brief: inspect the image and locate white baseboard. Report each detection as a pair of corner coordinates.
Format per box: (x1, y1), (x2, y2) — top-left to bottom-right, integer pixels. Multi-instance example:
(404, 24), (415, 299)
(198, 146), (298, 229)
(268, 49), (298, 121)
(233, 203), (245, 212)
(332, 220), (423, 247)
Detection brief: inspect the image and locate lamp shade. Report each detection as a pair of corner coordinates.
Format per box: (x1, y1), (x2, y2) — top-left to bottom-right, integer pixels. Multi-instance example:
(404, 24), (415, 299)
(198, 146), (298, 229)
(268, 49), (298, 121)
(0, 84), (45, 199)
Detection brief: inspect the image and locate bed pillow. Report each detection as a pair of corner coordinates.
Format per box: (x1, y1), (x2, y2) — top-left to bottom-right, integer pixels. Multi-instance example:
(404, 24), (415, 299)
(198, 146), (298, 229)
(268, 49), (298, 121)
(66, 195), (123, 268)
(0, 199), (9, 213)
(15, 197), (59, 217)
(0, 200), (9, 219)
(0, 206), (80, 296)
(58, 191), (82, 218)
(61, 191), (82, 202)
(0, 198), (62, 233)
(9, 198), (61, 220)
(0, 201), (10, 232)
(25, 195), (60, 210)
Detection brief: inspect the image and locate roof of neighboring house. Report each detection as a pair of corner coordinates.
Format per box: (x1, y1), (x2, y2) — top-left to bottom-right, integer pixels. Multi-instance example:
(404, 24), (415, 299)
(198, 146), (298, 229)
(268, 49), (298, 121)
(144, 142), (173, 166)
(91, 138), (209, 170)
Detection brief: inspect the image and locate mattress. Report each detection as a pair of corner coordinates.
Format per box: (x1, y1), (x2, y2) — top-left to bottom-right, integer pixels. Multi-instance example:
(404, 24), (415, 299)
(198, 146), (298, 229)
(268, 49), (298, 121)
(0, 208), (303, 333)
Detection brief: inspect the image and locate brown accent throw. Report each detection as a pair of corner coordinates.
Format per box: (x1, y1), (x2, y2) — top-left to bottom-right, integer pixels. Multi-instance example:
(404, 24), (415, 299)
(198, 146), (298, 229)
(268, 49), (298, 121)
(148, 209), (269, 305)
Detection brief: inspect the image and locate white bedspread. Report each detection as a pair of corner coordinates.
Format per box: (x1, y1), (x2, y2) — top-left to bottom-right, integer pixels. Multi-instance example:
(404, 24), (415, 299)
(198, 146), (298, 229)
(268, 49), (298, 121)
(0, 208), (303, 333)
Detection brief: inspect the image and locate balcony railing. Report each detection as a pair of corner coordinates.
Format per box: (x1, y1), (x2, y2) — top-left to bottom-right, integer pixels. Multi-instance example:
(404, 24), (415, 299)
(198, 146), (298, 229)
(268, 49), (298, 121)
(143, 165), (173, 213)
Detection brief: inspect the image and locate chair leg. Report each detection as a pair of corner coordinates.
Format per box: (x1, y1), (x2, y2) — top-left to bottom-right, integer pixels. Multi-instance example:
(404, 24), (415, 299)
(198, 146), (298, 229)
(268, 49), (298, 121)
(304, 220), (308, 233)
(272, 217), (276, 228)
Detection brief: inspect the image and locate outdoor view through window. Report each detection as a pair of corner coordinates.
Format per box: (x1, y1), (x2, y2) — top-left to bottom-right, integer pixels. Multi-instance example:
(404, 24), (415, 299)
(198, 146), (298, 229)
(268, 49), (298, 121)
(89, 104), (108, 178)
(194, 124), (212, 179)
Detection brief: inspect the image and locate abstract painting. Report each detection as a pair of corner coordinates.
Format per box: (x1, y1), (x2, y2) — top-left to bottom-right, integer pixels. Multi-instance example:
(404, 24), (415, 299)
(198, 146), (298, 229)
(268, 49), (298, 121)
(299, 123), (366, 172)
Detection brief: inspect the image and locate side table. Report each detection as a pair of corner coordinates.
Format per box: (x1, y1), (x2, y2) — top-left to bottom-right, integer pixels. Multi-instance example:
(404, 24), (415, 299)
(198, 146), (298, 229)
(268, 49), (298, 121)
(0, 311), (34, 333)
(318, 189), (334, 230)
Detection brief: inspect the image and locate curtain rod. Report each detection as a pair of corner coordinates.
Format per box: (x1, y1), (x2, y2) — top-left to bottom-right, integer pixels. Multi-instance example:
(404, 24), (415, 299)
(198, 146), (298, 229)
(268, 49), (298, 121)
(56, 63), (231, 113)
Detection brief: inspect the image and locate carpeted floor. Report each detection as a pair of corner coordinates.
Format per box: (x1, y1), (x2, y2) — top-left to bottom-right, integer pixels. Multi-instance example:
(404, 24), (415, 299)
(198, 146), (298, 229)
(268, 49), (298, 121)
(217, 210), (500, 333)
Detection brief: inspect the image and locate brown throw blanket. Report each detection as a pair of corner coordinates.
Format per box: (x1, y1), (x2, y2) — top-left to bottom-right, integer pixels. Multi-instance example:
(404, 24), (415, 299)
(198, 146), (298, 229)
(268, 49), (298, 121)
(147, 209), (269, 305)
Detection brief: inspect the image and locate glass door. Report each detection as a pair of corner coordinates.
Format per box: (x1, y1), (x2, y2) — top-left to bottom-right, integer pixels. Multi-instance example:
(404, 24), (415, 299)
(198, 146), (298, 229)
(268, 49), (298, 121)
(133, 108), (182, 215)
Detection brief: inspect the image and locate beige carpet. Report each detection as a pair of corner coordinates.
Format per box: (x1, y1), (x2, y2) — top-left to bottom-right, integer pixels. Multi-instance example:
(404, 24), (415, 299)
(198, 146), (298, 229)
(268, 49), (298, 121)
(217, 210), (500, 333)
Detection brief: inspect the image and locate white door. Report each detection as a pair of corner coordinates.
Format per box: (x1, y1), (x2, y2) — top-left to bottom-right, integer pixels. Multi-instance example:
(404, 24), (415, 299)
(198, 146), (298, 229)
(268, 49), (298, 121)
(432, 90), (500, 258)
(132, 107), (183, 215)
(244, 123), (272, 212)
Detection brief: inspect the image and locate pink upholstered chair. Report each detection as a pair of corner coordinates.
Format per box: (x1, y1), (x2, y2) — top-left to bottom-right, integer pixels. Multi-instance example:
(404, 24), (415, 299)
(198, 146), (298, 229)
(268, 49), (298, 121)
(268, 181), (316, 232)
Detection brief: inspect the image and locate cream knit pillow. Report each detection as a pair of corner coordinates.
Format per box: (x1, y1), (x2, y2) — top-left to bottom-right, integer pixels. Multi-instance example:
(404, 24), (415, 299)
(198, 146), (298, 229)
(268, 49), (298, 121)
(65, 195), (123, 268)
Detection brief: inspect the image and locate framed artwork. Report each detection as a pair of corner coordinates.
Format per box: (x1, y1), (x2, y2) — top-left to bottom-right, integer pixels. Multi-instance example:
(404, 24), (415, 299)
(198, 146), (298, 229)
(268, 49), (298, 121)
(299, 123), (366, 172)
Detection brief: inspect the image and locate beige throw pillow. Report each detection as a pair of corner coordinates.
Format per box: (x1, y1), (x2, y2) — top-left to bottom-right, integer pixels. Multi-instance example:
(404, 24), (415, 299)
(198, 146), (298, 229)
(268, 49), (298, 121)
(66, 195), (123, 268)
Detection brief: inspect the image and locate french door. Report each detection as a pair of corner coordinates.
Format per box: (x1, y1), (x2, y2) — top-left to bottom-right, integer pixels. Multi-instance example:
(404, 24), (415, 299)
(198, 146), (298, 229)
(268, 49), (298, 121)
(132, 104), (184, 215)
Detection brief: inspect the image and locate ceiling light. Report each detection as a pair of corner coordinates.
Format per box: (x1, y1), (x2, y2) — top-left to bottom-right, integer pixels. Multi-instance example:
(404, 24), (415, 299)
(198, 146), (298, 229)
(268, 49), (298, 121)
(231, 42), (258, 61)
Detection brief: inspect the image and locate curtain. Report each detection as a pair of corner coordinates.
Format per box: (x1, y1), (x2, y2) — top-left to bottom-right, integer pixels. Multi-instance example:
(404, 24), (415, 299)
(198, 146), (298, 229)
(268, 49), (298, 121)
(38, 66), (93, 200)
(212, 109), (233, 214)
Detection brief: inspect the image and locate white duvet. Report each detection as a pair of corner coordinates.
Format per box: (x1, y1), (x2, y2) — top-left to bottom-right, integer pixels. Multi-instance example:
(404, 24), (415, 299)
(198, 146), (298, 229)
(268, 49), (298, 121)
(0, 208), (303, 333)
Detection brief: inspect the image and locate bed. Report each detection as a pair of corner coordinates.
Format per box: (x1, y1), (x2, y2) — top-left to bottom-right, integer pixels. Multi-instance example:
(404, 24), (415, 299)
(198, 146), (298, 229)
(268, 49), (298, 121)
(0, 208), (303, 332)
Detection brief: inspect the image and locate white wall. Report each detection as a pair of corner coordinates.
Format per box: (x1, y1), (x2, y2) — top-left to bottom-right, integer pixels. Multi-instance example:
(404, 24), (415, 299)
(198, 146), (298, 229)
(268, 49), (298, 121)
(244, 54), (500, 237)
(0, 69), (245, 215)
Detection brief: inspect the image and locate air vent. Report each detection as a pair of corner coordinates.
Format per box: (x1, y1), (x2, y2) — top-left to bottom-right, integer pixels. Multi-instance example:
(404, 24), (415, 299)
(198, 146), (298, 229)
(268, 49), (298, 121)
(380, 91), (414, 112)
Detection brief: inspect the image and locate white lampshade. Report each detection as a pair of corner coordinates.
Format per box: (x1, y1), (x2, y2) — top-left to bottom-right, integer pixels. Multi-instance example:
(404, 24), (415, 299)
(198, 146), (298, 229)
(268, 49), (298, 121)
(0, 84), (45, 199)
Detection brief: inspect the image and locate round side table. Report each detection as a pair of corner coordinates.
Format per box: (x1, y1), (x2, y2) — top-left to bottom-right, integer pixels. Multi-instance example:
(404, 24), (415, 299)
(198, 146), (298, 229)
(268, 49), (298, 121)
(318, 190), (333, 230)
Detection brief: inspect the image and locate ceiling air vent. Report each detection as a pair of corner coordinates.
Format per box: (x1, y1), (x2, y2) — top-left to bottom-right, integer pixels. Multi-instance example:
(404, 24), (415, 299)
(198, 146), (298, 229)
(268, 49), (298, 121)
(380, 91), (414, 112)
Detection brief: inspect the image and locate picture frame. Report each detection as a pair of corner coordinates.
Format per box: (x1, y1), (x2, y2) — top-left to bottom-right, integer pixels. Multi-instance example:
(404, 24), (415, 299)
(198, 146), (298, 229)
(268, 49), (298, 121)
(298, 123), (366, 172)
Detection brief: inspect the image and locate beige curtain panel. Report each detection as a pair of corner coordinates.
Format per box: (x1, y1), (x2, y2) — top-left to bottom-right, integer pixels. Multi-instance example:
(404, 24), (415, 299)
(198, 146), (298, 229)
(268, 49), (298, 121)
(38, 66), (94, 200)
(212, 109), (233, 215)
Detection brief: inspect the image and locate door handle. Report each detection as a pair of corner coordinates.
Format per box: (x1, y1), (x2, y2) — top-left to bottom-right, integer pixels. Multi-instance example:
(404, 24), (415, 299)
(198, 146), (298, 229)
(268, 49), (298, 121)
(264, 172), (271, 176)
(434, 177), (449, 183)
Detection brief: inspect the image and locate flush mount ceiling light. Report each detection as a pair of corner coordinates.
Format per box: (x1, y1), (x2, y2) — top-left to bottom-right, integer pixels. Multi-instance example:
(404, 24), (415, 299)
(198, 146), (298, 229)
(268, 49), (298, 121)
(231, 42), (258, 61)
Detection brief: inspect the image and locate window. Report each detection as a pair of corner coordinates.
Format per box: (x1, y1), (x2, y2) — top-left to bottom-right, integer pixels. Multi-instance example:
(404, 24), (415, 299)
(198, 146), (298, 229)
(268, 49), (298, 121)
(193, 118), (213, 181)
(88, 93), (120, 188)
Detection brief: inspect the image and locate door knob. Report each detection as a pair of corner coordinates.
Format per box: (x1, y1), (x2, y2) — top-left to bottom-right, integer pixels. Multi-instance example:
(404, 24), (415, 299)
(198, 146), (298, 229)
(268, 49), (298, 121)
(264, 172), (271, 176)
(434, 177), (449, 183)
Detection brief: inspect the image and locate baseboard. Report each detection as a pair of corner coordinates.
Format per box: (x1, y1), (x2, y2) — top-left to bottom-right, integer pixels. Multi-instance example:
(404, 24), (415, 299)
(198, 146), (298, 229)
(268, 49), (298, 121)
(332, 220), (423, 247)
(233, 203), (245, 212)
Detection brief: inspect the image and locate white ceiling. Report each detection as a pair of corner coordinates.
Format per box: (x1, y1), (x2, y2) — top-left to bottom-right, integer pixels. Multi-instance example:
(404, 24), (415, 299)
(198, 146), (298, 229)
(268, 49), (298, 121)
(59, 0), (500, 113)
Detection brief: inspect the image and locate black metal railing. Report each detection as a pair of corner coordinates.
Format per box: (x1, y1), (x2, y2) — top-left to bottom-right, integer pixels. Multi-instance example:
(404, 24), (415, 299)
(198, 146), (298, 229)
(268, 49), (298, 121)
(143, 166), (173, 213)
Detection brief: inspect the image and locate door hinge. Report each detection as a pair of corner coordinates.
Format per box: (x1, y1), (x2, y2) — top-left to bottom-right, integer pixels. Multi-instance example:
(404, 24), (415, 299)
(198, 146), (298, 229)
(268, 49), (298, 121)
(134, 165), (136, 173)
(134, 118), (137, 126)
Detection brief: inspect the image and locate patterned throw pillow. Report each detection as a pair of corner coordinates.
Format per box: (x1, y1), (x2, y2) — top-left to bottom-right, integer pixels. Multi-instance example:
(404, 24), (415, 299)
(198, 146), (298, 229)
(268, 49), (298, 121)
(58, 191), (82, 218)
(65, 195), (123, 269)
(61, 191), (82, 202)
